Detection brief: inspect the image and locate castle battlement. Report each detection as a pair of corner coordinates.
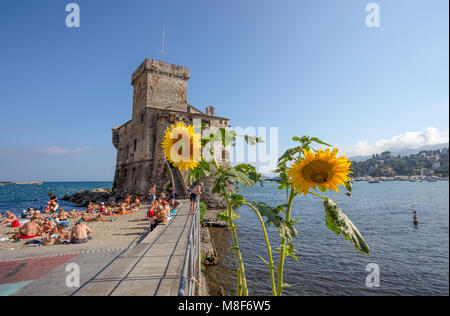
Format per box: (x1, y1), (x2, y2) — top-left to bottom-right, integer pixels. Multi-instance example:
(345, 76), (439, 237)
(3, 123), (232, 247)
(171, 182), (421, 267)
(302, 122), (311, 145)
(131, 58), (190, 84)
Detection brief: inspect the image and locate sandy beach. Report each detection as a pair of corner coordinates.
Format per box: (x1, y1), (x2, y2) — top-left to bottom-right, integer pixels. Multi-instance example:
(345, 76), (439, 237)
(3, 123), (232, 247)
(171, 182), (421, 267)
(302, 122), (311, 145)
(0, 206), (151, 261)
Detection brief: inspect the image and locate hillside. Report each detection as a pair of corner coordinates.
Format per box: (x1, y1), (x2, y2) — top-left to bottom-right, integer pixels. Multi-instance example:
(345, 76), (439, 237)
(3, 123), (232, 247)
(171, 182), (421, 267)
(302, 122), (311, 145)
(351, 148), (449, 178)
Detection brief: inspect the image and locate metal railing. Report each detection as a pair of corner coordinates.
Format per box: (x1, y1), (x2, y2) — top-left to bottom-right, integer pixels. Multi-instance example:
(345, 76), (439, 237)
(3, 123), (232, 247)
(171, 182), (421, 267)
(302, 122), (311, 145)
(178, 199), (201, 296)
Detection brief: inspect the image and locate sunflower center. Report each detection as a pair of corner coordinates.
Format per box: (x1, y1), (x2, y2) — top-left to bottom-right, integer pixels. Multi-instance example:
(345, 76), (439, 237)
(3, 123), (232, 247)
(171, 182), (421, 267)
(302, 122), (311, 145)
(301, 160), (334, 184)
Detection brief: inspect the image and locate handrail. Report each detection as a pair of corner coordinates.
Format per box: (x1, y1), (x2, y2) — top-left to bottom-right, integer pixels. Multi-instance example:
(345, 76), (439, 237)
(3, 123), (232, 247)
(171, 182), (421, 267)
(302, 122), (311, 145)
(178, 198), (201, 296)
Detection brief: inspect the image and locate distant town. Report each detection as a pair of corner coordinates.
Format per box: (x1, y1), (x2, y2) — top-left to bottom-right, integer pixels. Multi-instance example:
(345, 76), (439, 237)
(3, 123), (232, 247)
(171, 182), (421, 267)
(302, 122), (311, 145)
(349, 148), (449, 182)
(262, 148), (449, 183)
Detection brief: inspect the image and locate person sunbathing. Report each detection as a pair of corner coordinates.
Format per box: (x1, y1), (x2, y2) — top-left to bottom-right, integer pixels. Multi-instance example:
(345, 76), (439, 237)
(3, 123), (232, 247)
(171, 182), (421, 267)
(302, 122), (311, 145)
(124, 194), (131, 205)
(142, 201), (159, 221)
(54, 225), (70, 242)
(58, 208), (69, 221)
(134, 197), (141, 207)
(70, 222), (92, 244)
(13, 217), (42, 240)
(39, 217), (56, 237)
(81, 213), (115, 222)
(0, 211), (17, 225)
(68, 210), (79, 218)
(150, 205), (169, 231)
(21, 208), (35, 219)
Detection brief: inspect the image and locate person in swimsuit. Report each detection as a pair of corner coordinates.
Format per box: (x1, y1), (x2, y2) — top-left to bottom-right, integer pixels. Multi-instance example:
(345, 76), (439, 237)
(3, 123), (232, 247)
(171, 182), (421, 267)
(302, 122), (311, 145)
(70, 222), (92, 244)
(190, 183), (203, 215)
(15, 217), (42, 240)
(39, 217), (56, 237)
(48, 193), (59, 212)
(0, 211), (17, 225)
(149, 185), (157, 203)
(169, 186), (176, 206)
(150, 205), (169, 231)
(81, 213), (115, 222)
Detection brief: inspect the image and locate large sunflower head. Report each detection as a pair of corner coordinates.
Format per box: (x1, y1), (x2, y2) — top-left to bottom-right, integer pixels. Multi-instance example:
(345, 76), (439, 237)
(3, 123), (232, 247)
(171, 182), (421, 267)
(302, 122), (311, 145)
(287, 148), (352, 195)
(161, 122), (201, 171)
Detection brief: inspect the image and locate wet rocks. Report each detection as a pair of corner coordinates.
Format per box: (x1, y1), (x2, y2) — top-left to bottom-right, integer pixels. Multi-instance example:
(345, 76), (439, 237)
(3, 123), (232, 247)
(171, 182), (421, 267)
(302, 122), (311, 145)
(62, 188), (113, 206)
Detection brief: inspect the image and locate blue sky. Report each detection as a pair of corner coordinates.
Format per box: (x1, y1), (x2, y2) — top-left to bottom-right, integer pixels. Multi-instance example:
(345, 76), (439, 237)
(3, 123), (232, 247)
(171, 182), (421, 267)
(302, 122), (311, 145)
(0, 0), (448, 181)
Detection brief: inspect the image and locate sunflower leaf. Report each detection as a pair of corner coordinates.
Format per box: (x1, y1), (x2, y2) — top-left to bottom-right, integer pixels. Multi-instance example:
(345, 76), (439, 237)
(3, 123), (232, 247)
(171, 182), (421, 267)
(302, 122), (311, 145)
(344, 181), (352, 192)
(310, 137), (332, 147)
(323, 198), (370, 255)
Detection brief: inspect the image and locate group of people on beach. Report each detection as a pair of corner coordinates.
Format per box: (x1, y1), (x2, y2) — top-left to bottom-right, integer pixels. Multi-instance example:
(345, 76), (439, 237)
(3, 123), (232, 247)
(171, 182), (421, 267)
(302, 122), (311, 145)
(0, 182), (204, 246)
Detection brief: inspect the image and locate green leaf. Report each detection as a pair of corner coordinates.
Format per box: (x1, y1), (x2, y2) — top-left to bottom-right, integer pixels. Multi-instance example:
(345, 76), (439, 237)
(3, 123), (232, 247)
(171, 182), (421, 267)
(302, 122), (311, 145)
(310, 137), (332, 147)
(344, 181), (352, 192)
(284, 245), (300, 262)
(244, 135), (265, 145)
(323, 198), (370, 255)
(230, 194), (245, 208)
(249, 202), (284, 228)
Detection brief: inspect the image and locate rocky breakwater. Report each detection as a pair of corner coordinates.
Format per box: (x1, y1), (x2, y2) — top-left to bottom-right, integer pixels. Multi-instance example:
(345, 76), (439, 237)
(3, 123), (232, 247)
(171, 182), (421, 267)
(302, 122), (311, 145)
(62, 188), (113, 207)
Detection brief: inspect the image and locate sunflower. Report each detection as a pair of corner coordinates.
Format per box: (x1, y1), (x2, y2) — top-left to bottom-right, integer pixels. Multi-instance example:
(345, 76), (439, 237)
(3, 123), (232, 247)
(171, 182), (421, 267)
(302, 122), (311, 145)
(161, 122), (201, 171)
(287, 148), (352, 195)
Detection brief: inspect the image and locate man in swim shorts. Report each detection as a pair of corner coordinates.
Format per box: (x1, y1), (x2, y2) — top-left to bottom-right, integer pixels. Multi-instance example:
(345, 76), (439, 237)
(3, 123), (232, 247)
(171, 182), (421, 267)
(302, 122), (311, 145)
(70, 222), (92, 244)
(0, 211), (17, 225)
(149, 185), (157, 202)
(16, 217), (42, 239)
(190, 183), (204, 215)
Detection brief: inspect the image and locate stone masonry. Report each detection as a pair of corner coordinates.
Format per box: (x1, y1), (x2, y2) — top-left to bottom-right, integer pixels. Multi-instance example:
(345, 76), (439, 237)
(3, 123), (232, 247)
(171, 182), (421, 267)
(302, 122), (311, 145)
(112, 58), (229, 208)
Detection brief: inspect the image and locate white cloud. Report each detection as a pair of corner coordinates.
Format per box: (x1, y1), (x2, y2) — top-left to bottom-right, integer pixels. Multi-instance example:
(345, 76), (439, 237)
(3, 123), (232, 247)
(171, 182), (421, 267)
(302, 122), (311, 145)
(40, 146), (90, 155)
(347, 127), (449, 157)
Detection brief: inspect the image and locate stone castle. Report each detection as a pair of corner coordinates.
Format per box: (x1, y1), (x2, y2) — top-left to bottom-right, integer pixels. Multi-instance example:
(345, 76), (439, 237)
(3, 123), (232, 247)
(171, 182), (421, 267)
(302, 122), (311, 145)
(112, 58), (229, 207)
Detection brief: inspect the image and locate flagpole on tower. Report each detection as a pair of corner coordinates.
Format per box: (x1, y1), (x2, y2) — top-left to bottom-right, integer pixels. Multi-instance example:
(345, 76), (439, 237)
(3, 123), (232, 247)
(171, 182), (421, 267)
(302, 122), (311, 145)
(161, 20), (165, 62)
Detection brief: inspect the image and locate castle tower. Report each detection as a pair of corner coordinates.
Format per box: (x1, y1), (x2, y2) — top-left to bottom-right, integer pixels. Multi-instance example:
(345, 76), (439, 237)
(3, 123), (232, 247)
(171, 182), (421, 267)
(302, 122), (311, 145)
(112, 58), (230, 208)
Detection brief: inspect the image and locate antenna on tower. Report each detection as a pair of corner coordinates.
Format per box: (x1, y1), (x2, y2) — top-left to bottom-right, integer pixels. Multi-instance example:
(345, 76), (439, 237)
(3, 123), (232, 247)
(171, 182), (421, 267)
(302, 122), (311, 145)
(161, 20), (165, 62)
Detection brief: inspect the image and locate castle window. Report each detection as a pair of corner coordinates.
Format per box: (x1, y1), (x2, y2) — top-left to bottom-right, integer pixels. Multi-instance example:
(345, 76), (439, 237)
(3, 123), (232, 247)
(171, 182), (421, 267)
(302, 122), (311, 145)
(141, 113), (144, 124)
(134, 139), (137, 152)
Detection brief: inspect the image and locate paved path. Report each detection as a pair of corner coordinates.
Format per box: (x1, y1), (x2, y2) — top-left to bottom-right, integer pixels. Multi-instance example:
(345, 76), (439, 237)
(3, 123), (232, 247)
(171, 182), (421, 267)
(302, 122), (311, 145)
(73, 200), (192, 296)
(1, 201), (193, 296)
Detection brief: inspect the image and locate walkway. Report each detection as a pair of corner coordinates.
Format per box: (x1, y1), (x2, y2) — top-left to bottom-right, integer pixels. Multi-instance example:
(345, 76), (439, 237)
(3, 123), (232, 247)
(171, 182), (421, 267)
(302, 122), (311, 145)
(2, 200), (194, 296)
(72, 200), (193, 296)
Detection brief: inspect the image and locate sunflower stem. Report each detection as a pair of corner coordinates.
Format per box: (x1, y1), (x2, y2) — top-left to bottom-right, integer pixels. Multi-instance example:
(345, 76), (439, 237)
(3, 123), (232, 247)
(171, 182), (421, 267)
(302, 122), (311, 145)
(309, 191), (327, 200)
(276, 188), (296, 296)
(243, 202), (276, 296)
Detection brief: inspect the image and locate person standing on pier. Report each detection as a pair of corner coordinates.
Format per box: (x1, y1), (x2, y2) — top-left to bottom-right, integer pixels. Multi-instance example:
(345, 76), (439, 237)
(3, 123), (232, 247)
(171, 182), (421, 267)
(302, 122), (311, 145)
(169, 185), (176, 206)
(148, 185), (157, 203)
(189, 183), (203, 215)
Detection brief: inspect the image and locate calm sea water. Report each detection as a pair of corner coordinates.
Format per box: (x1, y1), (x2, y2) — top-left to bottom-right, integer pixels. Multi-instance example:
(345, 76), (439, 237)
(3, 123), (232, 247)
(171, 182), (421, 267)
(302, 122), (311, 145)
(211, 181), (449, 296)
(0, 182), (113, 215)
(1, 181), (448, 295)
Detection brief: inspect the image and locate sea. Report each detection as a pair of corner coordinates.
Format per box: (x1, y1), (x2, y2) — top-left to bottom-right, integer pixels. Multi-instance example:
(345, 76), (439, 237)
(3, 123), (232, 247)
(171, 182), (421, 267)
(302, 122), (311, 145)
(0, 181), (448, 295)
(0, 182), (113, 216)
(208, 180), (449, 296)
